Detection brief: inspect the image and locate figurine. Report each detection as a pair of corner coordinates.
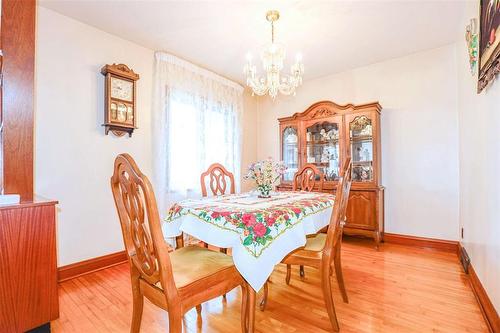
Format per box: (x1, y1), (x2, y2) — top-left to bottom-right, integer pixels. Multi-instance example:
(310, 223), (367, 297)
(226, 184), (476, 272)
(362, 148), (371, 161)
(356, 147), (363, 161)
(321, 150), (330, 163)
(361, 169), (370, 180)
(320, 128), (328, 140)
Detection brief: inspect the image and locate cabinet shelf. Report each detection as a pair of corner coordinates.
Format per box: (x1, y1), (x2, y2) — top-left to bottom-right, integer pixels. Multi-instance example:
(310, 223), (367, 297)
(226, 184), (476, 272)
(306, 161), (330, 166)
(306, 139), (339, 145)
(351, 135), (373, 142)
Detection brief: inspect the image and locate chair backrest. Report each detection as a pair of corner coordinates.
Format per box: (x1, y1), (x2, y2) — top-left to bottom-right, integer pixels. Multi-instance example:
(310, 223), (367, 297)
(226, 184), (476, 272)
(292, 164), (325, 192)
(110, 154), (179, 302)
(200, 163), (235, 197)
(322, 158), (352, 264)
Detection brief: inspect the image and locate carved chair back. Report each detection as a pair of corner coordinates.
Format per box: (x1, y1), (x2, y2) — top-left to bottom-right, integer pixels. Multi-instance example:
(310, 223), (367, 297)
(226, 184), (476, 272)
(322, 158), (352, 265)
(111, 154), (179, 303)
(200, 163), (235, 197)
(292, 164), (325, 192)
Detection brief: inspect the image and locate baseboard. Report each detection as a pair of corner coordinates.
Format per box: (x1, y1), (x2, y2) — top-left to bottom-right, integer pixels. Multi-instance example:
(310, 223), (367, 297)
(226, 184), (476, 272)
(459, 244), (500, 333)
(384, 233), (459, 253)
(58, 251), (128, 282)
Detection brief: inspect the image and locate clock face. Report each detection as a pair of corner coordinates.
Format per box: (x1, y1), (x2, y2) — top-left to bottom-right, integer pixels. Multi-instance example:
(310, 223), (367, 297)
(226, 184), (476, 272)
(110, 77), (133, 102)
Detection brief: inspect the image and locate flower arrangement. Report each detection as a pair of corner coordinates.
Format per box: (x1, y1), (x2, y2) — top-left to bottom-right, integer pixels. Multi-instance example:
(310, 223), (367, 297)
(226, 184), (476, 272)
(244, 158), (287, 198)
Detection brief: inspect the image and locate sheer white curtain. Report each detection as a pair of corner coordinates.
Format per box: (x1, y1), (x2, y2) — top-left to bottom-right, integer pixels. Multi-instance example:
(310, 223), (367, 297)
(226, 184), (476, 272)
(152, 52), (244, 217)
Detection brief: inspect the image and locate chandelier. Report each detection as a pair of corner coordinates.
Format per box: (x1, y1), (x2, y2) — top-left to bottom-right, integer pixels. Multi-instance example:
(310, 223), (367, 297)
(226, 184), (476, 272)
(244, 10), (304, 99)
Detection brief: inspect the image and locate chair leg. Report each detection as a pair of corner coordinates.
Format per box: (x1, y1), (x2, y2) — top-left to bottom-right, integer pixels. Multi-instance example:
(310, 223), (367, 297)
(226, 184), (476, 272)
(285, 264), (291, 285)
(168, 307), (183, 333)
(130, 286), (144, 333)
(321, 267), (340, 332)
(334, 246), (348, 303)
(195, 304), (202, 315)
(299, 265), (305, 279)
(130, 270), (144, 333)
(241, 284), (248, 333)
(259, 280), (269, 311)
(247, 288), (256, 333)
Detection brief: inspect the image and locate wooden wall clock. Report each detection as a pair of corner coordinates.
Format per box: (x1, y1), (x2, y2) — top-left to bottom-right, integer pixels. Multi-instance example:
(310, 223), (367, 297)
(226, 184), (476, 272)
(101, 64), (139, 137)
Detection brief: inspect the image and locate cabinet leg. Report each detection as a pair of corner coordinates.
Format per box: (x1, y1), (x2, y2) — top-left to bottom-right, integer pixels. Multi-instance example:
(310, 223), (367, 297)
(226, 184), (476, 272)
(374, 231), (381, 250)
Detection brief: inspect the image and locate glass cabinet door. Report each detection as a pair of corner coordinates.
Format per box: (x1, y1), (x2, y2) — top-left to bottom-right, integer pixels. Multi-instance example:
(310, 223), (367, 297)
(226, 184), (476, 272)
(349, 115), (374, 182)
(305, 120), (341, 181)
(282, 126), (299, 181)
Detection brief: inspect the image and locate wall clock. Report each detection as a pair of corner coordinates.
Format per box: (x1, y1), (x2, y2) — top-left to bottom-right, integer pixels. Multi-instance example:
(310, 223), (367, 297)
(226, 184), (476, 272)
(101, 63), (139, 137)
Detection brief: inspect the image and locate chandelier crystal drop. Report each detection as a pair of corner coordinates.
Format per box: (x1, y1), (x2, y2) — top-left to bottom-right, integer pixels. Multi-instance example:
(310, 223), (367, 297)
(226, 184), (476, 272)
(244, 10), (304, 99)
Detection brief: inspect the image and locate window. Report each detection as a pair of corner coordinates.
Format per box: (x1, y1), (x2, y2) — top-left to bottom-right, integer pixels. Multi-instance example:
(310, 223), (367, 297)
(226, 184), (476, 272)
(152, 52), (243, 215)
(167, 96), (239, 193)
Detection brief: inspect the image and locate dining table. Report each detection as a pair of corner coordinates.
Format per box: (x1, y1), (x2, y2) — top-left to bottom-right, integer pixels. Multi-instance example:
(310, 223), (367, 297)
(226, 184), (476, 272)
(163, 190), (335, 293)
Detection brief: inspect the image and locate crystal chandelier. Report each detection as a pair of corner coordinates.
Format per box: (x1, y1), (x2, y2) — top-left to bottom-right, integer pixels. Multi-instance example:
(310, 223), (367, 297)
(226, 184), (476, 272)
(244, 10), (304, 99)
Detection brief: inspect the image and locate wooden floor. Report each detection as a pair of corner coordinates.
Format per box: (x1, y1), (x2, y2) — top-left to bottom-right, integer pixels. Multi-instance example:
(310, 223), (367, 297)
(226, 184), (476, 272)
(52, 238), (488, 333)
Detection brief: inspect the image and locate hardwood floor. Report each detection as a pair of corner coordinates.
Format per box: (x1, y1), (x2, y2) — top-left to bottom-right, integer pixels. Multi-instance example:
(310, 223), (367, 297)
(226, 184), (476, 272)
(52, 238), (488, 332)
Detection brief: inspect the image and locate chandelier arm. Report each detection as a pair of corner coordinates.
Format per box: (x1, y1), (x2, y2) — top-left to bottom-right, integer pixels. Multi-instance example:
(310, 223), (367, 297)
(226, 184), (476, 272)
(271, 20), (274, 43)
(248, 77), (269, 96)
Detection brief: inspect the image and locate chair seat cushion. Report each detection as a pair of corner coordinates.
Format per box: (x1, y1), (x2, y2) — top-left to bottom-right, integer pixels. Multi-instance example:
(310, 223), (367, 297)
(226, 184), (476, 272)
(167, 246), (235, 288)
(304, 233), (327, 252)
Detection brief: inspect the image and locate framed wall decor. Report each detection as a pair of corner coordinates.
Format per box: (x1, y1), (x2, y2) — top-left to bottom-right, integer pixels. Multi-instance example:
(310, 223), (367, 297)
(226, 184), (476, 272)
(101, 64), (139, 137)
(478, 0), (500, 93)
(465, 18), (478, 75)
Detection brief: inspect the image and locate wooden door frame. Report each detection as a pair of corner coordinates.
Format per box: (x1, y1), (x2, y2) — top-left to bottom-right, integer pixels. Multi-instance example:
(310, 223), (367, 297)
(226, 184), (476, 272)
(1, 0), (36, 200)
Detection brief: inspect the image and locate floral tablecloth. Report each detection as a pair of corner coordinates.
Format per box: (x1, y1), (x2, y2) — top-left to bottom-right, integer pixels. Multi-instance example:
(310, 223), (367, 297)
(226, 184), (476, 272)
(163, 191), (335, 291)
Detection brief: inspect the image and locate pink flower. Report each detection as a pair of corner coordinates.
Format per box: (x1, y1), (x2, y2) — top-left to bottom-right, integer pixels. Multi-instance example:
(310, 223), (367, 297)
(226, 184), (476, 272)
(291, 208), (302, 214)
(220, 211), (232, 217)
(242, 213), (256, 227)
(265, 216), (277, 226)
(211, 212), (221, 218)
(253, 223), (267, 237)
(283, 214), (290, 221)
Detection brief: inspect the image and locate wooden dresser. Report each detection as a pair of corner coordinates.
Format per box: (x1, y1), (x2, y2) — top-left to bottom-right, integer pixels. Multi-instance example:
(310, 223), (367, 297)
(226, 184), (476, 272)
(0, 197), (59, 332)
(277, 101), (384, 247)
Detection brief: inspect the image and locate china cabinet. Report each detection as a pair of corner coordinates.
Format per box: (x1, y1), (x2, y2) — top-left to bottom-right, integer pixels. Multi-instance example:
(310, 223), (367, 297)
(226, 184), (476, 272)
(278, 101), (384, 247)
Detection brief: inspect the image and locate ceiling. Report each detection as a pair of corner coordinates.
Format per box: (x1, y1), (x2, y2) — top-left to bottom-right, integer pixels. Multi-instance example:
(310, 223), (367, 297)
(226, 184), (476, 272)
(40, 0), (466, 84)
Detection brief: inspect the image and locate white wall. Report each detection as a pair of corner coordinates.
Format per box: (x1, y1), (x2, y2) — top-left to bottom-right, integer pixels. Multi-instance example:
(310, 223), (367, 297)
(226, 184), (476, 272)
(35, 7), (155, 266)
(35, 7), (258, 266)
(256, 45), (460, 241)
(456, 1), (500, 312)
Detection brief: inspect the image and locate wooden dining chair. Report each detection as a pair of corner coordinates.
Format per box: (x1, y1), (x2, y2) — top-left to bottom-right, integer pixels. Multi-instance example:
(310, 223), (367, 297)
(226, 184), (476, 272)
(261, 158), (352, 331)
(200, 163), (236, 197)
(291, 163), (325, 279)
(111, 154), (254, 333)
(200, 163), (235, 252)
(292, 163), (325, 192)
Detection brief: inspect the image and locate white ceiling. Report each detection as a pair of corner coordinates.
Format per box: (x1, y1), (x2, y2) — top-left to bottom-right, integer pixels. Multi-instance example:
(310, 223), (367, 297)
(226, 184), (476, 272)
(39, 0), (466, 84)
